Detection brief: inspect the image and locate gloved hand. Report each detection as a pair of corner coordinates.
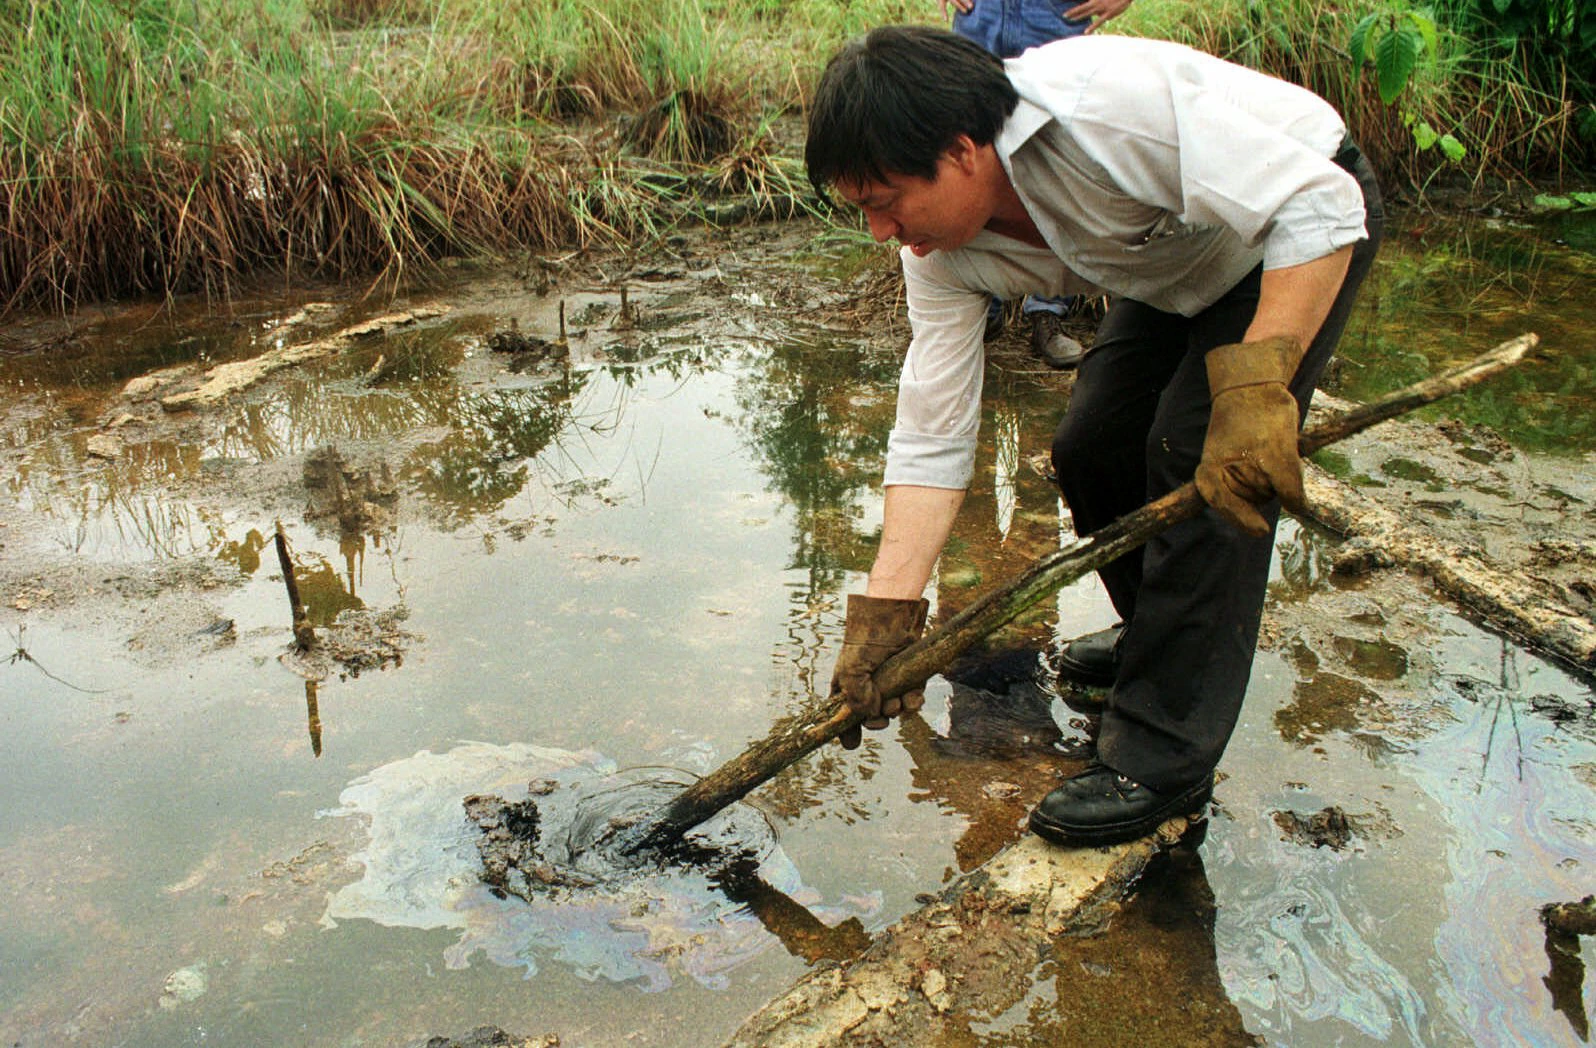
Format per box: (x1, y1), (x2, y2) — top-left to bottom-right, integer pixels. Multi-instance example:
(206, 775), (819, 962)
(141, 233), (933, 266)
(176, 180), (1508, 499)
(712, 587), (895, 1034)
(1195, 336), (1308, 537)
(829, 593), (930, 750)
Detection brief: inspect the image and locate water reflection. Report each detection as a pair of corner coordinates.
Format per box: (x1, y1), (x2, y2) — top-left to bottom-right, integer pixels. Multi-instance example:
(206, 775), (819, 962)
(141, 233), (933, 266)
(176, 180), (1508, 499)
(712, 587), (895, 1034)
(3, 227), (1594, 1046)
(726, 330), (900, 819)
(733, 330), (899, 596)
(712, 860), (872, 965)
(899, 657), (1068, 874)
(1333, 212), (1596, 453)
(3, 315), (732, 562)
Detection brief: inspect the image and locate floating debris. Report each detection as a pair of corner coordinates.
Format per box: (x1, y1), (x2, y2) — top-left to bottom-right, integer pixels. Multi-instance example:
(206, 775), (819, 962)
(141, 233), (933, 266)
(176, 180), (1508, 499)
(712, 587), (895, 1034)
(1272, 805), (1359, 850)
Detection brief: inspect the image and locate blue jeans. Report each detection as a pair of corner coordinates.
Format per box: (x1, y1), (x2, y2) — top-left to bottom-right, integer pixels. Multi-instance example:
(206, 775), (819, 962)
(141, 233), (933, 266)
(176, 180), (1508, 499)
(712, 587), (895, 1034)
(959, 3), (1084, 321)
(987, 294), (1067, 327)
(952, 0), (1088, 61)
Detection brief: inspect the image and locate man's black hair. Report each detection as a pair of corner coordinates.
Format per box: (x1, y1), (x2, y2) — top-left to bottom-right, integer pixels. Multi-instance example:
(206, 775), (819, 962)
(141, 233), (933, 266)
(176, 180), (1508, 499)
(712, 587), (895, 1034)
(805, 25), (1019, 197)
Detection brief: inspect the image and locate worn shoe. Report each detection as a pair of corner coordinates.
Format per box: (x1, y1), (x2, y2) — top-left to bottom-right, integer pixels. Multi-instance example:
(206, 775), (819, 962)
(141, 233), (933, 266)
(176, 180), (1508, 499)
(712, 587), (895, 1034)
(1056, 623), (1122, 688)
(1029, 764), (1214, 847)
(1029, 312), (1085, 369)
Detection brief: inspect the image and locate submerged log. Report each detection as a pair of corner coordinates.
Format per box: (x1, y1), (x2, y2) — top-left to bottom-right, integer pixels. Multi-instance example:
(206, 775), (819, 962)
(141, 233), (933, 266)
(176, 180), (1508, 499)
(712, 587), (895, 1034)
(622, 334), (1538, 855)
(161, 305), (449, 411)
(1300, 468), (1596, 670)
(720, 826), (1227, 1047)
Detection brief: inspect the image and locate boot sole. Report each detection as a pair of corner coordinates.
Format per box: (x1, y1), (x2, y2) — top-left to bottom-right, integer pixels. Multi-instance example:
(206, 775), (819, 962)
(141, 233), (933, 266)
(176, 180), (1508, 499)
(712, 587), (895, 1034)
(1028, 777), (1214, 848)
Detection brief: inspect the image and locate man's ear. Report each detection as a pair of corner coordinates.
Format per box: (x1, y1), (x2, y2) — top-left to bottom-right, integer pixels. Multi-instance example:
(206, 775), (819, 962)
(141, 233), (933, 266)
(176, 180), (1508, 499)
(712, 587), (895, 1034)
(943, 134), (983, 176)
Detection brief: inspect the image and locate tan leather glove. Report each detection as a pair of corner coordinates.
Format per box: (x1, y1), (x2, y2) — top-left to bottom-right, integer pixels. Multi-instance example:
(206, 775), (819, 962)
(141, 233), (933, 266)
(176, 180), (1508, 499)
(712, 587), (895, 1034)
(829, 593), (930, 750)
(1195, 336), (1308, 537)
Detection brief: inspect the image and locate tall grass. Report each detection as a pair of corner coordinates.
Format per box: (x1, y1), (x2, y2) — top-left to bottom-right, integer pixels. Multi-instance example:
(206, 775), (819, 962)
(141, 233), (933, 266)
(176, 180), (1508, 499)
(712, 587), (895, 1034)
(1117, 0), (1591, 189)
(0, 0), (932, 314)
(0, 0), (1585, 318)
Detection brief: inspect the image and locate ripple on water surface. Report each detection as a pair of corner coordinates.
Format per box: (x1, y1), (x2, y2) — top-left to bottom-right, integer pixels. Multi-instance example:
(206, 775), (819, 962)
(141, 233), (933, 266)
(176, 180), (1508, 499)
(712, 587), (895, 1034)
(320, 741), (879, 991)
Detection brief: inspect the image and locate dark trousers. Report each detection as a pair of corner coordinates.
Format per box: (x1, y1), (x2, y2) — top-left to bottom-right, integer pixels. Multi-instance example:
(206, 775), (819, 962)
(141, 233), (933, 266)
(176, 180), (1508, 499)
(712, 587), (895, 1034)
(1050, 149), (1385, 790)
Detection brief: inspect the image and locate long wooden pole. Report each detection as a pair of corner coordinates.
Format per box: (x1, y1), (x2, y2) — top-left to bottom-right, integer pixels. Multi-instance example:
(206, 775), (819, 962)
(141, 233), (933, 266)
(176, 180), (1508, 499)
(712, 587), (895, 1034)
(624, 334), (1538, 854)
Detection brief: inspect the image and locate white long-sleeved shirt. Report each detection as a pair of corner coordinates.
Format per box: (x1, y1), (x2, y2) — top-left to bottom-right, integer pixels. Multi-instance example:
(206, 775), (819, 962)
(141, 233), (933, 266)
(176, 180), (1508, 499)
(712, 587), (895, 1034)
(884, 35), (1369, 490)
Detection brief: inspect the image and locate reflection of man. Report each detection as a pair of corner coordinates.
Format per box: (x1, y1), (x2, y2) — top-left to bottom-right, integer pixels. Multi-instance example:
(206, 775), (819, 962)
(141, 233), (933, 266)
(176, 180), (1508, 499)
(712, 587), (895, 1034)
(811, 27), (1383, 847)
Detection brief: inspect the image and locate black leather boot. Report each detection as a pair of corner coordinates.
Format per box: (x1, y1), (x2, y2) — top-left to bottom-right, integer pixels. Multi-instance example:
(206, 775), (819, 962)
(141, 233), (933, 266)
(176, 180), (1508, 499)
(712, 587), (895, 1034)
(1029, 764), (1213, 847)
(1055, 623), (1123, 688)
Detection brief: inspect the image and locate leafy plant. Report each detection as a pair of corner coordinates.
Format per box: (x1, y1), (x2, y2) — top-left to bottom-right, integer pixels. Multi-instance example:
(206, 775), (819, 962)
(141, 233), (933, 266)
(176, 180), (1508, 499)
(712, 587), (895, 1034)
(1533, 192), (1596, 211)
(1350, 4), (1468, 162)
(1351, 5), (1436, 104)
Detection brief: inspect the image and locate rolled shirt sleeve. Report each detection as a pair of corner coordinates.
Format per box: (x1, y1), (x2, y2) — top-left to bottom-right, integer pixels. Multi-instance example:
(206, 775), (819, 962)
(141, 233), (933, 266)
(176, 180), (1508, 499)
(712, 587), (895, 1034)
(883, 247), (989, 490)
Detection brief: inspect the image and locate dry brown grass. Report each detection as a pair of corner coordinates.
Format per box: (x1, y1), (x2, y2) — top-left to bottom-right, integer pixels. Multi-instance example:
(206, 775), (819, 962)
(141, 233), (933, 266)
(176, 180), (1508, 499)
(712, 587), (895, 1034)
(0, 128), (653, 314)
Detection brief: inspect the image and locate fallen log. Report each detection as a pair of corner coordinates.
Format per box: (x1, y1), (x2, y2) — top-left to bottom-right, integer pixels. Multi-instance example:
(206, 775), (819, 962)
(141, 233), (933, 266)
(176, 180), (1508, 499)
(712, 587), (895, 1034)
(160, 304), (449, 411)
(1300, 467), (1596, 671)
(622, 333), (1538, 855)
(721, 826), (1225, 1047)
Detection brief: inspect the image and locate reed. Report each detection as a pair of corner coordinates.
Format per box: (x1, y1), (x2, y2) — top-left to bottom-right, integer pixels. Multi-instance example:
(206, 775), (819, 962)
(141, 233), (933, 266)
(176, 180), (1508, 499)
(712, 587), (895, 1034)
(0, 0), (1585, 317)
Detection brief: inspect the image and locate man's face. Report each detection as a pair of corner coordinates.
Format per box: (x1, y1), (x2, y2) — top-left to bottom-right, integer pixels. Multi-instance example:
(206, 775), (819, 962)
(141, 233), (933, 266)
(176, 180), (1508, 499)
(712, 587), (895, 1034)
(835, 145), (993, 258)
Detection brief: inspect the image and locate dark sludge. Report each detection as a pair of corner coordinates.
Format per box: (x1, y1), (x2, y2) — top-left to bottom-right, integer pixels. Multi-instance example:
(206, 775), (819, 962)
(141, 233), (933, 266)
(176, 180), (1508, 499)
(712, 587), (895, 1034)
(463, 766), (776, 900)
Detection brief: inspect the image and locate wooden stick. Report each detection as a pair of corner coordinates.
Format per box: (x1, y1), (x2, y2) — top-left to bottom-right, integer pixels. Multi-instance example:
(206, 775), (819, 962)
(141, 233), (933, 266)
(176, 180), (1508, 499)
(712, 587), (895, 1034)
(624, 334), (1538, 854)
(274, 522), (315, 651)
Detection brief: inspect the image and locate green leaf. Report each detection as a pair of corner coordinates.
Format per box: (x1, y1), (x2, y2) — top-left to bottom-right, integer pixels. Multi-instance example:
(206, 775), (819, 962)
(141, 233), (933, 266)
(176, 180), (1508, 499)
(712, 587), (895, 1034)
(1439, 134), (1466, 162)
(1349, 13), (1377, 66)
(1406, 10), (1438, 56)
(1413, 120), (1438, 149)
(1533, 193), (1575, 210)
(1571, 192), (1596, 207)
(1374, 26), (1423, 103)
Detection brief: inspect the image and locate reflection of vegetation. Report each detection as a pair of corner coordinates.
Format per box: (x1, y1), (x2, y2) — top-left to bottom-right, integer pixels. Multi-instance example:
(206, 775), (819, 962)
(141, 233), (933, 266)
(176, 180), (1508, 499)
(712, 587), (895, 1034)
(1277, 667), (1391, 752)
(1381, 457), (1445, 489)
(1331, 635), (1411, 680)
(216, 528), (268, 575)
(402, 346), (725, 526)
(1332, 216), (1596, 453)
(733, 334), (899, 598)
(294, 555), (366, 627)
(722, 332), (901, 815)
(14, 319), (730, 562)
(348, 328), (464, 386)
(408, 379), (586, 524)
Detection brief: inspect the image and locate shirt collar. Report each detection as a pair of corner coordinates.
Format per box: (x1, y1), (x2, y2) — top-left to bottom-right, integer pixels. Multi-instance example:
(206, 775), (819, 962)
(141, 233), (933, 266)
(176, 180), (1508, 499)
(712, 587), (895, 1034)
(993, 96), (1052, 164)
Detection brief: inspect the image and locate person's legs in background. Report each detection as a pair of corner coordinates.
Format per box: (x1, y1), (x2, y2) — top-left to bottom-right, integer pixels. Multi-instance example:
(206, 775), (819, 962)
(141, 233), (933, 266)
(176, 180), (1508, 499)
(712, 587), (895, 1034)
(955, 0), (1089, 360)
(1023, 293), (1084, 368)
